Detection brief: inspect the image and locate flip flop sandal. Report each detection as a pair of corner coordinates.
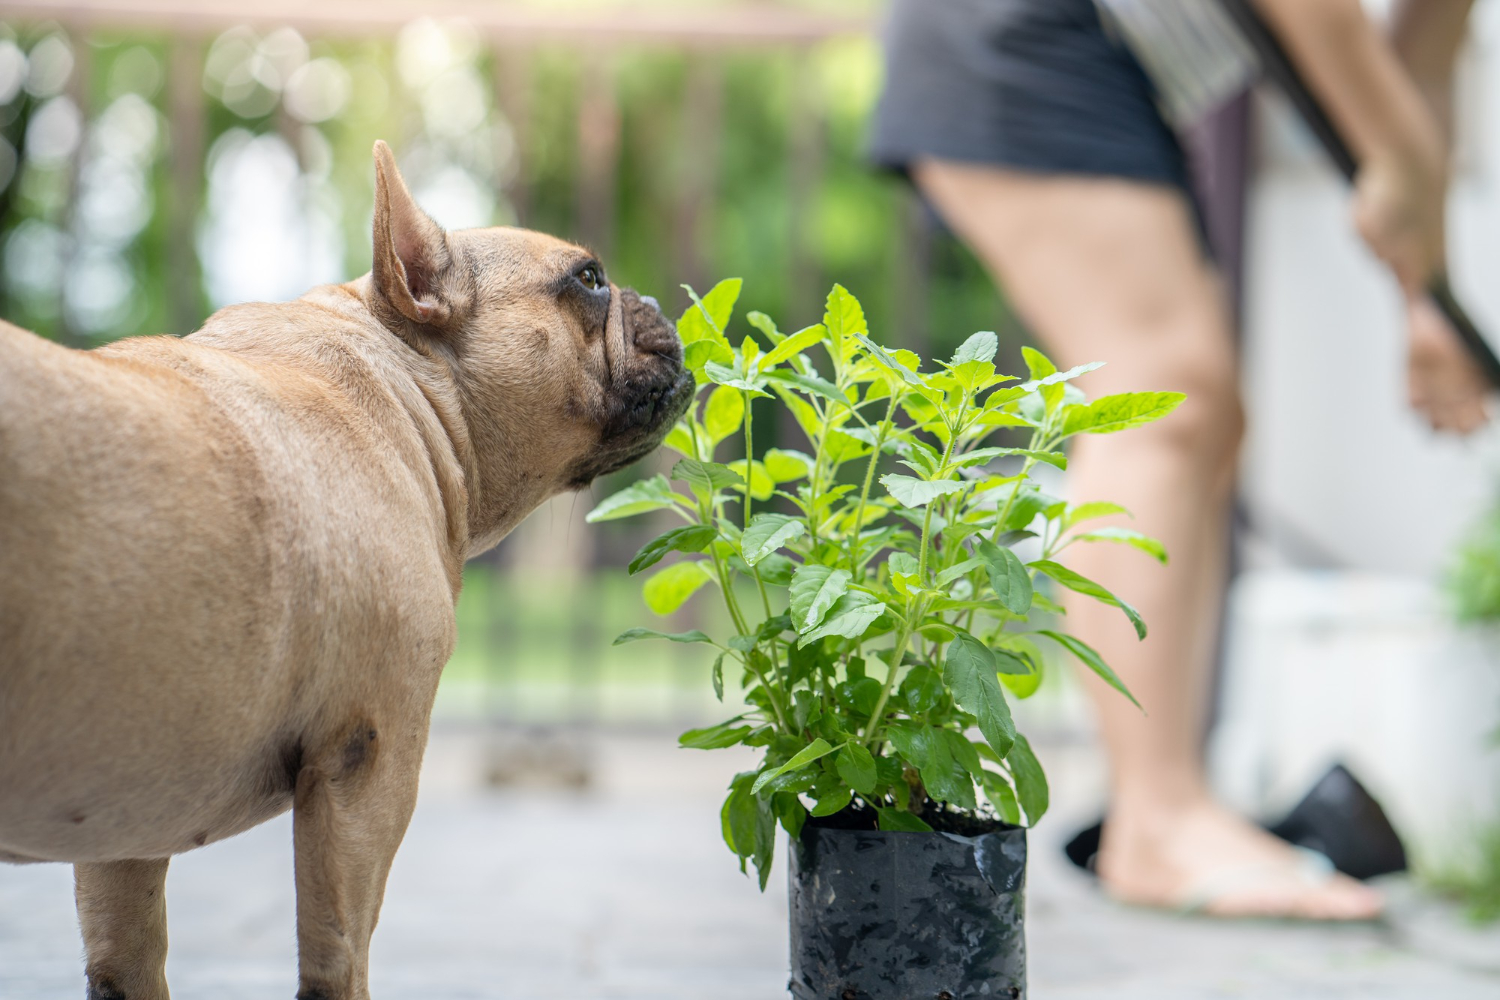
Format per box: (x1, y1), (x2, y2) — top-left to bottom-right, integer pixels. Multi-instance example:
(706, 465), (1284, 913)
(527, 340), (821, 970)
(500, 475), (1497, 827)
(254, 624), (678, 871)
(1172, 845), (1337, 917)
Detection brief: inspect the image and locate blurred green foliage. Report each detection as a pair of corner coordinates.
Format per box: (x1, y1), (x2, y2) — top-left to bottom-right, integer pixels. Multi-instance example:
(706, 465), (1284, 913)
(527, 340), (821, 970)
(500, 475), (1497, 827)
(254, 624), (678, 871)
(0, 17), (1015, 367)
(1447, 503), (1500, 623)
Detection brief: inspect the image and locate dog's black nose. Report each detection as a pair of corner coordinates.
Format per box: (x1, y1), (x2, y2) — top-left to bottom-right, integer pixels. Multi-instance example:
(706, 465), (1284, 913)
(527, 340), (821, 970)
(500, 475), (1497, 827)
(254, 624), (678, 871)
(625, 290), (682, 365)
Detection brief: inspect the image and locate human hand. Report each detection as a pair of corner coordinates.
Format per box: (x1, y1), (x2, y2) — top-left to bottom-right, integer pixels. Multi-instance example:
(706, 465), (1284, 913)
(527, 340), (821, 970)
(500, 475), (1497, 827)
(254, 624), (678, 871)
(1352, 147), (1447, 294)
(1406, 294), (1490, 433)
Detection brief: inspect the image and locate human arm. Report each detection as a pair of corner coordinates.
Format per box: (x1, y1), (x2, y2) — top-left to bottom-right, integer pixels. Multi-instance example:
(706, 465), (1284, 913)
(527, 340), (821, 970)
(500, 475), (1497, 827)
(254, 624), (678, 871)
(1391, 0), (1487, 432)
(1254, 0), (1446, 292)
(1254, 0), (1487, 431)
(1391, 0), (1477, 141)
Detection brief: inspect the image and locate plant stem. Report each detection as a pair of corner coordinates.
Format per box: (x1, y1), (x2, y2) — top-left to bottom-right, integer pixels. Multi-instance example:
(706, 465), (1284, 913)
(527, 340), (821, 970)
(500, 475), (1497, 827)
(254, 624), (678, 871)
(861, 613), (917, 748)
(708, 544), (750, 637)
(918, 432), (957, 585)
(805, 399), (837, 548)
(848, 393), (899, 574)
(991, 452), (1038, 543)
(741, 390), (785, 692)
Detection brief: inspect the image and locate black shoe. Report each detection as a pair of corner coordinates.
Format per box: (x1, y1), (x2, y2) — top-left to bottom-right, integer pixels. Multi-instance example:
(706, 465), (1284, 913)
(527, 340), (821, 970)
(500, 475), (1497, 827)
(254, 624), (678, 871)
(1064, 763), (1407, 880)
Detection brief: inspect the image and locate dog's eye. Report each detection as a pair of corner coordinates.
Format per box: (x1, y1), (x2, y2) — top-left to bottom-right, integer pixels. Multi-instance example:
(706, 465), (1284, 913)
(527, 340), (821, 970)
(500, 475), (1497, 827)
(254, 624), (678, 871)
(578, 266), (601, 290)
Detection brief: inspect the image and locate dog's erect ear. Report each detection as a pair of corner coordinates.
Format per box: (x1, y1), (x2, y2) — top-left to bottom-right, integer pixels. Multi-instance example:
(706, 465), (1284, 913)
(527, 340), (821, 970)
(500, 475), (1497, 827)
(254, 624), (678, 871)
(371, 140), (455, 328)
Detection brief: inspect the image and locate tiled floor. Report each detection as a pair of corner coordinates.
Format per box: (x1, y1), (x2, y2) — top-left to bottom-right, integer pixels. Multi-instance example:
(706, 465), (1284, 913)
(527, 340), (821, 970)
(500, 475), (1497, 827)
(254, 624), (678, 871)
(3, 730), (1498, 999)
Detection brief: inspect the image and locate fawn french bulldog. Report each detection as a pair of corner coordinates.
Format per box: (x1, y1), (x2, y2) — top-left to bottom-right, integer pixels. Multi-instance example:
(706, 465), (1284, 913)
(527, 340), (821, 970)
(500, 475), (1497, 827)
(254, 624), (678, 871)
(0, 141), (692, 999)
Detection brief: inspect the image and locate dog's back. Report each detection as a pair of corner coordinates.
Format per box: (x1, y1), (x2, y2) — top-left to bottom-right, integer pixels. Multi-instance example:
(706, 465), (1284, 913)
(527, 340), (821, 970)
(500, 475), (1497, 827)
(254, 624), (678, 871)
(0, 315), (457, 863)
(0, 322), (302, 859)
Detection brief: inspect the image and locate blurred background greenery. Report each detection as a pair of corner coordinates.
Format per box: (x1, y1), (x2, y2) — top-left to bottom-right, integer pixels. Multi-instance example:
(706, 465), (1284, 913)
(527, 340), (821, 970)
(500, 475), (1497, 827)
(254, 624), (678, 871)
(0, 0), (1027, 729)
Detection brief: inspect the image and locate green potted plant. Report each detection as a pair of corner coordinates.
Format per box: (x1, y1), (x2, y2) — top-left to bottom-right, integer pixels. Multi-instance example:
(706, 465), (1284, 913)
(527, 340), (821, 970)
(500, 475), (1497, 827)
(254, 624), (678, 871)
(588, 280), (1182, 999)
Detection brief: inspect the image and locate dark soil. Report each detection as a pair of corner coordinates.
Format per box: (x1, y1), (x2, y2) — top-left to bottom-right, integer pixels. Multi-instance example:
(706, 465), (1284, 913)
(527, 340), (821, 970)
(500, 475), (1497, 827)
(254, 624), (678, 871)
(805, 802), (1016, 838)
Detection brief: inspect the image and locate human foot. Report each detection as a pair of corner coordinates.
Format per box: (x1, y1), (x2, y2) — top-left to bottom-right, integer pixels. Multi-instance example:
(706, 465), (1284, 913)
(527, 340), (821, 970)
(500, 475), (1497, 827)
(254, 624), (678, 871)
(1096, 798), (1385, 920)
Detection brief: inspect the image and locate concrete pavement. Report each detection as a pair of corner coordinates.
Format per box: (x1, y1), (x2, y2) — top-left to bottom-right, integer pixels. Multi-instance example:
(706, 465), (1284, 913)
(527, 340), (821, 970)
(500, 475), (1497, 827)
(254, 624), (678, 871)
(3, 731), (1498, 999)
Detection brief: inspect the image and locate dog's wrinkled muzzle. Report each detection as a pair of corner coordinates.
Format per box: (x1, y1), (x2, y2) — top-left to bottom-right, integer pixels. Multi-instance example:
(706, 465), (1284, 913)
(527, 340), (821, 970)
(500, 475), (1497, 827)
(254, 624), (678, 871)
(566, 290), (693, 487)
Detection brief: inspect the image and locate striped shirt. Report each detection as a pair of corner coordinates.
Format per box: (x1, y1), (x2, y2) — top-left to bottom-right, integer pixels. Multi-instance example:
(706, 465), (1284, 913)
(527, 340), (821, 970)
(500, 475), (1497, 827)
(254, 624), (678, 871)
(1094, 0), (1260, 126)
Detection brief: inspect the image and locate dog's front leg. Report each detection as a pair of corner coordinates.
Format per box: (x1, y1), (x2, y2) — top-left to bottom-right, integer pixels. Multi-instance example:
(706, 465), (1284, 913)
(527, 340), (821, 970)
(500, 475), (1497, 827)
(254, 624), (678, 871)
(291, 722), (422, 1000)
(74, 858), (171, 1000)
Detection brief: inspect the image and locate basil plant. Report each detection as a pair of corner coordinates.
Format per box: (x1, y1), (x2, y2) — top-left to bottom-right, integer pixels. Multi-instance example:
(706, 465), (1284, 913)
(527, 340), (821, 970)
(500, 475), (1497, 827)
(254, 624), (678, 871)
(588, 280), (1183, 888)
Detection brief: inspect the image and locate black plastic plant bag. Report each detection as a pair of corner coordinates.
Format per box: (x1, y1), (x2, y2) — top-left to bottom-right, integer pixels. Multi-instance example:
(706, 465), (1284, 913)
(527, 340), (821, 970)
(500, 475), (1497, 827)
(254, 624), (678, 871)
(788, 821), (1027, 1000)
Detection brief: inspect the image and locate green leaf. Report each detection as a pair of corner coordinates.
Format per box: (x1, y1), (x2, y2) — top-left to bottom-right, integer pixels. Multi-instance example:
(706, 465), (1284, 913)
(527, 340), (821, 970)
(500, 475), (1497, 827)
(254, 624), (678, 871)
(880, 474), (966, 509)
(681, 719), (752, 749)
(585, 475), (681, 522)
(1036, 629), (1141, 709)
(1062, 501), (1130, 532)
(678, 281), (739, 377)
(935, 557), (984, 587)
(745, 310), (779, 342)
(754, 553), (795, 587)
(662, 423), (697, 458)
(741, 513), (806, 566)
(774, 792), (807, 840)
(953, 446), (1064, 471)
(790, 564), (852, 633)
(976, 539), (1033, 615)
(702, 360), (769, 395)
(764, 448), (814, 483)
(1060, 391), (1186, 436)
(944, 632), (1017, 760)
(997, 653), (1042, 699)
(678, 278), (741, 342)
(886, 721), (936, 768)
(751, 738), (835, 795)
(711, 652), (725, 701)
(721, 775), (757, 857)
(824, 284), (869, 363)
(991, 486), (1057, 533)
(1006, 733), (1049, 824)
(642, 560), (714, 615)
(628, 524), (717, 575)
(836, 675), (883, 717)
(942, 729), (983, 778)
(1030, 560), (1147, 639)
(1019, 360), (1106, 392)
(984, 772), (1022, 825)
(763, 368), (849, 407)
(613, 627), (714, 646)
(1021, 346), (1056, 381)
(758, 324), (825, 370)
(1071, 526), (1168, 564)
(916, 727), (975, 809)
(810, 786), (854, 817)
(877, 807), (933, 833)
(952, 330), (999, 366)
(703, 385), (745, 443)
(684, 337), (734, 376)
(823, 430), (869, 466)
(726, 459), (775, 501)
(800, 592), (887, 644)
(854, 332), (926, 386)
(836, 743), (877, 795)
(898, 665), (944, 714)
(887, 551), (919, 578)
(672, 459), (744, 499)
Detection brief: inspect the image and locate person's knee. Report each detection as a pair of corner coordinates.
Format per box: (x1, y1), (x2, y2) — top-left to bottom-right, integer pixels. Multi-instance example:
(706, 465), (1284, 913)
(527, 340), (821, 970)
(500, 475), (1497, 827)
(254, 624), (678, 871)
(1145, 360), (1245, 481)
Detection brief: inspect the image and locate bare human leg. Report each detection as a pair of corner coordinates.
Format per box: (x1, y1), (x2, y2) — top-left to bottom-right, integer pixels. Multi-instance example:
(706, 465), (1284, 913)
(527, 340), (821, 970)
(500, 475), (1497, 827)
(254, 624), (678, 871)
(914, 160), (1381, 919)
